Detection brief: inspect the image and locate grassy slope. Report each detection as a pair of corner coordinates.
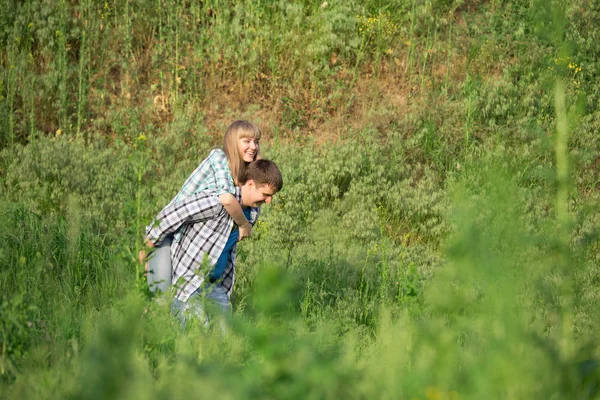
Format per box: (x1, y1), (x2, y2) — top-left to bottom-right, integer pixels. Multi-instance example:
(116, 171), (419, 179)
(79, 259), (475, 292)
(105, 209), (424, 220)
(1, 0), (600, 398)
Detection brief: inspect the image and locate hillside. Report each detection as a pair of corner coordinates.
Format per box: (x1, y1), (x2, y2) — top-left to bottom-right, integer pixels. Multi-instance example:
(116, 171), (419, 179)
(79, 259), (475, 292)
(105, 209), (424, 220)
(1, 1), (599, 399)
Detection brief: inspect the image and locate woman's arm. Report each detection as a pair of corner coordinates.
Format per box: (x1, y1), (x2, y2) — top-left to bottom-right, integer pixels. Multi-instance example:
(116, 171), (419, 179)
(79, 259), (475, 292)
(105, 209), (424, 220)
(219, 193), (251, 241)
(209, 149), (252, 240)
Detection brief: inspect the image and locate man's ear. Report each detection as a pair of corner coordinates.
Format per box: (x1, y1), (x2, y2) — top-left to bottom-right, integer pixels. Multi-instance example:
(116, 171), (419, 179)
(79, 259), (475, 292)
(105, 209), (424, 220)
(245, 179), (256, 189)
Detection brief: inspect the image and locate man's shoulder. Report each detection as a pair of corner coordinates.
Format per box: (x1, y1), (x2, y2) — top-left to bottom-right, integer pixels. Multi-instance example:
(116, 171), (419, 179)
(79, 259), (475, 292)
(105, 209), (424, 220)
(178, 189), (223, 210)
(192, 188), (222, 201)
(234, 186), (242, 198)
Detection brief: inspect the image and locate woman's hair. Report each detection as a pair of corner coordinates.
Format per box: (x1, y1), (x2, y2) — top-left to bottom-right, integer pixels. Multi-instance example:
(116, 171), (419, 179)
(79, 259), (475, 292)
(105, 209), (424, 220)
(223, 120), (261, 185)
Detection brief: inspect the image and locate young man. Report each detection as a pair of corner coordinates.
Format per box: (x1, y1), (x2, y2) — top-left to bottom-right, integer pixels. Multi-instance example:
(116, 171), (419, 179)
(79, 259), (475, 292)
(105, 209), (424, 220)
(143, 159), (283, 324)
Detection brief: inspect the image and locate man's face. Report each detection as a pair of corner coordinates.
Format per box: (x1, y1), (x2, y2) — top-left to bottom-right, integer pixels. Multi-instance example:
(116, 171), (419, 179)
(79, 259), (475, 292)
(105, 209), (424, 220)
(242, 181), (277, 208)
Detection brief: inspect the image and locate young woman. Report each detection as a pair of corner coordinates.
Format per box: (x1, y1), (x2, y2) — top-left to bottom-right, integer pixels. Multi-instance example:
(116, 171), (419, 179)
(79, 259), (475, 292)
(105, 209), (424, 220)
(144, 120), (261, 293)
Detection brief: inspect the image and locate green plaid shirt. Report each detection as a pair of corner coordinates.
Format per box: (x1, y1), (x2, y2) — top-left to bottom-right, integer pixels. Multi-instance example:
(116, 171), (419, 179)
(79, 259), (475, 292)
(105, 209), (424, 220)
(171, 148), (235, 204)
(148, 148), (235, 244)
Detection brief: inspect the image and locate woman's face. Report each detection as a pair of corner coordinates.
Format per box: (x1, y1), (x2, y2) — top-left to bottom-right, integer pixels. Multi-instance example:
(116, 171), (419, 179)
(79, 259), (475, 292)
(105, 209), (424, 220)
(239, 137), (259, 162)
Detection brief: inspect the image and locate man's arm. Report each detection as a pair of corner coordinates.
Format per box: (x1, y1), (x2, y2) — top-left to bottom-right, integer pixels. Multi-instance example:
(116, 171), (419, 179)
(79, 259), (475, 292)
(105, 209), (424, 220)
(146, 192), (222, 245)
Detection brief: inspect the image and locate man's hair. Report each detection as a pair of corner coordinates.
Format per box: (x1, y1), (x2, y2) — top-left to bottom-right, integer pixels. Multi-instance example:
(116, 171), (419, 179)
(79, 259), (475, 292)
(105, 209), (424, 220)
(242, 159), (283, 191)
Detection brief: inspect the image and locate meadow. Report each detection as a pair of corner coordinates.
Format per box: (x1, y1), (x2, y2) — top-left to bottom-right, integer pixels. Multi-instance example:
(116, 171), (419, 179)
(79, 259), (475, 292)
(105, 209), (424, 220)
(1, 0), (599, 398)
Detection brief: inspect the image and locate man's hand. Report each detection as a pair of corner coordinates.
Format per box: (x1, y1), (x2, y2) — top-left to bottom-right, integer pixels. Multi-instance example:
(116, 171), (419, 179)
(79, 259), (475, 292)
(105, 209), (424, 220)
(139, 238), (155, 272)
(238, 223), (252, 242)
(138, 249), (148, 271)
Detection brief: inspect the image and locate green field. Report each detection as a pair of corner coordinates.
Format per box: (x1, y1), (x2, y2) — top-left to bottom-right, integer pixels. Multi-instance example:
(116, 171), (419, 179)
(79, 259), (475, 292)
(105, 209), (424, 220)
(1, 0), (599, 398)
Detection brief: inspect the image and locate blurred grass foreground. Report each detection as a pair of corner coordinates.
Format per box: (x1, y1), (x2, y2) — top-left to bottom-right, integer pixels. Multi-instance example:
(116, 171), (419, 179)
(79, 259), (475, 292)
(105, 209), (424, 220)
(1, 0), (600, 399)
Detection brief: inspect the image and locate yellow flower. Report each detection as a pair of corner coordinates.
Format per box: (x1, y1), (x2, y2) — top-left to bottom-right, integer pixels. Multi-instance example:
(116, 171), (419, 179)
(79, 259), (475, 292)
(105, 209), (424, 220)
(425, 386), (442, 400)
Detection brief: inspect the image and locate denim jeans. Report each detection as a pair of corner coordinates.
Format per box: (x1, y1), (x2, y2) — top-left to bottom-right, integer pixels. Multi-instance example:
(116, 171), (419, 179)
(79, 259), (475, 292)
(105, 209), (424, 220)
(147, 235), (172, 293)
(170, 282), (230, 330)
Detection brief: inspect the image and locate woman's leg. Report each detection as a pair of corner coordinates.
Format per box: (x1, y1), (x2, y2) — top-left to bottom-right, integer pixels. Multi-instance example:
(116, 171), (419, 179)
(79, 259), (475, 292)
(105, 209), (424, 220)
(147, 235), (173, 293)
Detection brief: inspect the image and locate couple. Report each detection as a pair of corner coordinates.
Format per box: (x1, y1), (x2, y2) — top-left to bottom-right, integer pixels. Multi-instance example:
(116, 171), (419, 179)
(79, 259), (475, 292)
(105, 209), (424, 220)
(141, 158), (283, 327)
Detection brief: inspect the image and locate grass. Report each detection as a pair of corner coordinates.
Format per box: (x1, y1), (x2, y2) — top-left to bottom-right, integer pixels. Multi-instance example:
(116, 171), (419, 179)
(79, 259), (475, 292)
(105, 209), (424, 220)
(1, 0), (600, 398)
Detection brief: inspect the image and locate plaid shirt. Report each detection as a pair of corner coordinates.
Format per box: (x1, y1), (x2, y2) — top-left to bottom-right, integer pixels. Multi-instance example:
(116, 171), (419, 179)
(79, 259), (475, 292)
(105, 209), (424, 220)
(151, 148), (237, 244)
(146, 188), (259, 302)
(171, 148), (236, 204)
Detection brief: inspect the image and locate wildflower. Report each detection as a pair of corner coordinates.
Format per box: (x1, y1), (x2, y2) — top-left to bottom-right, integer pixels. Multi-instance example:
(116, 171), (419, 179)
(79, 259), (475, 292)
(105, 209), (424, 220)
(321, 1), (328, 8)
(425, 386), (442, 400)
(137, 134), (147, 141)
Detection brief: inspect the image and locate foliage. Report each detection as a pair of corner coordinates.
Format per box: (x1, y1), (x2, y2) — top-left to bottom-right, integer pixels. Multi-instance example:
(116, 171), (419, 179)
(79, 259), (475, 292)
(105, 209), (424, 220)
(1, 136), (139, 233)
(1, 0), (600, 399)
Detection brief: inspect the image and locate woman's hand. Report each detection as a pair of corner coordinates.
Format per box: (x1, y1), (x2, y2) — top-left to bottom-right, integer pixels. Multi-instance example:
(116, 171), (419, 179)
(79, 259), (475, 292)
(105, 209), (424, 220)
(238, 223), (252, 241)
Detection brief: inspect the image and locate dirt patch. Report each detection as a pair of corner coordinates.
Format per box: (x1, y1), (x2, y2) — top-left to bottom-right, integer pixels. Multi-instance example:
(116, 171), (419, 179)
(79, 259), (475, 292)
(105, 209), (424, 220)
(194, 65), (415, 148)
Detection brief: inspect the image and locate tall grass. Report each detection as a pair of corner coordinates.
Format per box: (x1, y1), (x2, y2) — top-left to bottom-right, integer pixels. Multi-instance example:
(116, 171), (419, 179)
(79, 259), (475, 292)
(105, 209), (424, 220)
(1, 155), (598, 398)
(1, 0), (600, 399)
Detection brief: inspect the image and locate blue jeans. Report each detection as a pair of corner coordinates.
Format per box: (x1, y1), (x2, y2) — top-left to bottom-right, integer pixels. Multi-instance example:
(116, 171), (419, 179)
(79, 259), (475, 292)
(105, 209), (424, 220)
(170, 282), (230, 329)
(147, 235), (172, 293)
